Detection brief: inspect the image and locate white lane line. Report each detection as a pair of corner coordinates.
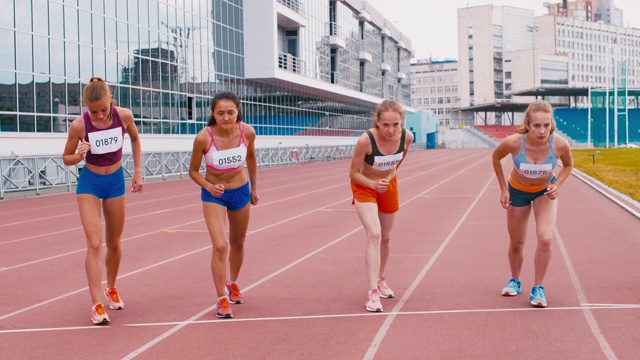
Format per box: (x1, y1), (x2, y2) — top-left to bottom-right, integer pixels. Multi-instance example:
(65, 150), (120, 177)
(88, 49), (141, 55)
(0, 243), (208, 321)
(571, 169), (640, 220)
(120, 217), (362, 360)
(0, 205), (196, 246)
(0, 193), (354, 321)
(4, 304), (638, 334)
(364, 175), (494, 360)
(123, 153), (489, 360)
(582, 303), (640, 308)
(0, 219), (203, 271)
(555, 228), (619, 360)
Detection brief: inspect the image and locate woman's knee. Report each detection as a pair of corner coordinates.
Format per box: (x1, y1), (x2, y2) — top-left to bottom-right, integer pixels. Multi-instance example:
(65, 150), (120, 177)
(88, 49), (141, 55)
(86, 238), (102, 256)
(212, 242), (229, 258)
(366, 231), (382, 245)
(105, 239), (122, 253)
(508, 240), (525, 253)
(229, 237), (245, 252)
(537, 233), (554, 249)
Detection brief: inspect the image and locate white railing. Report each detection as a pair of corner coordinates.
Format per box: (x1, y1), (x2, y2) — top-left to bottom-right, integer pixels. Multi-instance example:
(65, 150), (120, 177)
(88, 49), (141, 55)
(0, 145), (355, 198)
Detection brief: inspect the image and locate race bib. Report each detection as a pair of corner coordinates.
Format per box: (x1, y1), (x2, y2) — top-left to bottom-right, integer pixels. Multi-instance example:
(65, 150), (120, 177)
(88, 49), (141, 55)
(88, 127), (124, 155)
(519, 163), (553, 178)
(372, 153), (403, 171)
(208, 146), (247, 170)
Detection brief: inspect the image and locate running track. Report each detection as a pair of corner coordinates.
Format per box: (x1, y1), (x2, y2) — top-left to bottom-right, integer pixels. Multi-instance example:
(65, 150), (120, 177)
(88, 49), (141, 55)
(1, 149), (639, 360)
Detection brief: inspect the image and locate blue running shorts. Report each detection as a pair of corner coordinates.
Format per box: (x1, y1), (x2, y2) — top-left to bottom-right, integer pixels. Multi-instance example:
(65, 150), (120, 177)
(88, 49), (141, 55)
(76, 166), (126, 199)
(201, 182), (251, 211)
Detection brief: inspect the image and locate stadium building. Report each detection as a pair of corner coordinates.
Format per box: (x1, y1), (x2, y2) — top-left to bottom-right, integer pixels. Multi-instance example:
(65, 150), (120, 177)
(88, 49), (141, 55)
(0, 0), (415, 197)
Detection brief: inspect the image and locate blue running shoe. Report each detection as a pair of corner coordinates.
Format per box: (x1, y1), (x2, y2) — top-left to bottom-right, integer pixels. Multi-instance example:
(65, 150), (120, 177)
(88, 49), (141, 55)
(501, 278), (521, 296)
(529, 285), (547, 307)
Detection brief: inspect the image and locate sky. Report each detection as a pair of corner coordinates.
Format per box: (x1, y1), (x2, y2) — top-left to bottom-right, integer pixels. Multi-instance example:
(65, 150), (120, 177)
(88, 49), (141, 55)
(364, 0), (640, 61)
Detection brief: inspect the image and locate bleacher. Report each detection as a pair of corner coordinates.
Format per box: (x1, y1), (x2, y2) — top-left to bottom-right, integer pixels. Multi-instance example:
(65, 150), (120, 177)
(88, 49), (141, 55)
(474, 125), (519, 141)
(554, 108), (640, 147)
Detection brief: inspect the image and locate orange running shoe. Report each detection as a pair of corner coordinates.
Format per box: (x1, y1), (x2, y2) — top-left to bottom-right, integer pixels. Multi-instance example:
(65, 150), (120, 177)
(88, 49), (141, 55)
(226, 281), (244, 304)
(216, 297), (233, 318)
(104, 287), (124, 310)
(91, 303), (110, 325)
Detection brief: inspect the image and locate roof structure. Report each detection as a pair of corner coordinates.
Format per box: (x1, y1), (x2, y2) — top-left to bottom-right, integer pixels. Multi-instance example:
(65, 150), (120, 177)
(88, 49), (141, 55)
(511, 86), (640, 98)
(457, 86), (640, 125)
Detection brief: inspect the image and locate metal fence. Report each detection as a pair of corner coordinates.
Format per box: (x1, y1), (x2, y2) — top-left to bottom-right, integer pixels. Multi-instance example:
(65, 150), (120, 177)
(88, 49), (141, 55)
(0, 145), (355, 199)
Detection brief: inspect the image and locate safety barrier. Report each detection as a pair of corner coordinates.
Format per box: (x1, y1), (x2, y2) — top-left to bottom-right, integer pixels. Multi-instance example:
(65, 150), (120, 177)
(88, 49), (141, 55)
(0, 145), (355, 199)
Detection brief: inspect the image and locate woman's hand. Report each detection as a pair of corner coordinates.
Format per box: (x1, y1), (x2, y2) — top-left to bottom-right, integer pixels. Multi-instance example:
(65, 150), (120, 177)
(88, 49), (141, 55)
(545, 184), (559, 200)
(207, 183), (225, 197)
(251, 189), (259, 205)
(374, 178), (389, 193)
(77, 139), (90, 159)
(500, 189), (512, 209)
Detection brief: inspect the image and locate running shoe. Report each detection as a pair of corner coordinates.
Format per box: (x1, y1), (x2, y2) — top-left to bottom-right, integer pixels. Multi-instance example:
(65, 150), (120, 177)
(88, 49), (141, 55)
(501, 278), (522, 296)
(529, 285), (547, 308)
(104, 287), (124, 310)
(226, 281), (244, 304)
(377, 277), (395, 299)
(365, 289), (383, 312)
(91, 303), (110, 325)
(216, 297), (233, 318)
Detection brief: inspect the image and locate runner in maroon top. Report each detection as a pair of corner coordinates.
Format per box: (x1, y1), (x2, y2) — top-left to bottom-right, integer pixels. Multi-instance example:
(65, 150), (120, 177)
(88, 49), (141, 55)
(62, 77), (143, 325)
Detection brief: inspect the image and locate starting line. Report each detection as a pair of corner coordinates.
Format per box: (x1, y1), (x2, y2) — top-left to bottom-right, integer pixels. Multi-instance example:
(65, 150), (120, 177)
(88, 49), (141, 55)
(2, 303), (639, 334)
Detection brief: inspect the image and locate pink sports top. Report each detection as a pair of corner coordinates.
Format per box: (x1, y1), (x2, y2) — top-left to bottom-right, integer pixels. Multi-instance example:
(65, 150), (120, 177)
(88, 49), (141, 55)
(83, 107), (125, 167)
(204, 123), (247, 172)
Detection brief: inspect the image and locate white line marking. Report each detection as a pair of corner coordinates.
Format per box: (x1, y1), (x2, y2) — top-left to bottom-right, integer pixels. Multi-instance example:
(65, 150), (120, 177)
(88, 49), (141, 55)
(0, 193), (354, 321)
(0, 219), (203, 271)
(364, 173), (493, 360)
(571, 169), (640, 220)
(0, 204), (197, 246)
(124, 153), (489, 360)
(0, 243), (208, 321)
(582, 303), (640, 308)
(4, 304), (638, 334)
(555, 228), (618, 360)
(121, 222), (363, 360)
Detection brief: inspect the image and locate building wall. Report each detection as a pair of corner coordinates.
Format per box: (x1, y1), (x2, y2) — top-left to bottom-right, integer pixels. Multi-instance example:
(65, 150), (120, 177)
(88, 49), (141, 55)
(0, 0), (415, 156)
(456, 3), (638, 125)
(410, 59), (459, 128)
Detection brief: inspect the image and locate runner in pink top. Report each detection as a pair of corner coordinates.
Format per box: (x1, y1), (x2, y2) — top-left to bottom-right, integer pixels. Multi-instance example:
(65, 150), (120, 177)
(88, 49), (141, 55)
(189, 91), (258, 319)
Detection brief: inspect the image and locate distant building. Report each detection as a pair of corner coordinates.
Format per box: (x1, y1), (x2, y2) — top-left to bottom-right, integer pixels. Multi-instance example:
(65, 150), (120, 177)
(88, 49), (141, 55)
(456, 3), (639, 125)
(410, 58), (474, 128)
(544, 0), (624, 26)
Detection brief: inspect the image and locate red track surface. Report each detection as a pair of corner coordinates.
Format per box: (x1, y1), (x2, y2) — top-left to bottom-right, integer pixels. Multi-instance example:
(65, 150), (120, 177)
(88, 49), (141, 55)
(1, 149), (639, 359)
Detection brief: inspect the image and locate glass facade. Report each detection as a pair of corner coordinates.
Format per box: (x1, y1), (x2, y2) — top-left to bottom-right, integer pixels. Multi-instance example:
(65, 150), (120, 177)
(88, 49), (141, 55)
(0, 0), (412, 138)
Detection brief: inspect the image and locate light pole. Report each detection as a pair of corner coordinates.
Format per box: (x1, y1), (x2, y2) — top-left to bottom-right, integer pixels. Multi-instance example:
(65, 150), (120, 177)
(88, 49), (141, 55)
(606, 47), (610, 148)
(526, 24), (539, 90)
(613, 47), (618, 148)
(587, 77), (592, 148)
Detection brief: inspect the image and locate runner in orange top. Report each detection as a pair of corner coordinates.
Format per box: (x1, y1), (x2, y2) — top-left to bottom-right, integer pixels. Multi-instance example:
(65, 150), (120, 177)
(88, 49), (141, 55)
(349, 100), (413, 312)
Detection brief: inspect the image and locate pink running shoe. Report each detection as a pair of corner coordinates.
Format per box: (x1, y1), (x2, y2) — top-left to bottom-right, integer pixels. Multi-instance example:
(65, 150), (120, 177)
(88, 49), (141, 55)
(226, 281), (244, 304)
(377, 277), (395, 299)
(216, 297), (233, 318)
(104, 287), (124, 310)
(365, 289), (383, 312)
(91, 303), (110, 325)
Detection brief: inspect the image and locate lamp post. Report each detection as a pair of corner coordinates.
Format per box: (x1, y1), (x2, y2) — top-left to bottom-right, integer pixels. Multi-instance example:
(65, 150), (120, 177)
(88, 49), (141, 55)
(526, 24), (539, 90)
(613, 47), (618, 148)
(587, 77), (592, 148)
(606, 47), (610, 148)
